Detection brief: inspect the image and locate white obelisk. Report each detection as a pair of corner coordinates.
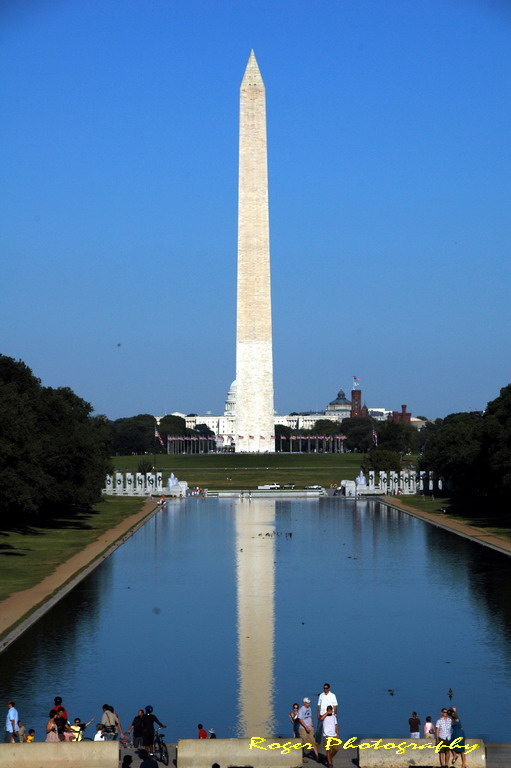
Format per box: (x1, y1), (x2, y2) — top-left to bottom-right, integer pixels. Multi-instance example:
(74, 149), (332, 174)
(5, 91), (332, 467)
(235, 51), (275, 454)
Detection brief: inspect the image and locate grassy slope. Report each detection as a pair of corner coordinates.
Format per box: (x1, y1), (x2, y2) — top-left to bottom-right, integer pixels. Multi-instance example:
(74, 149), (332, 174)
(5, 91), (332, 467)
(112, 452), (365, 489)
(0, 498), (145, 602)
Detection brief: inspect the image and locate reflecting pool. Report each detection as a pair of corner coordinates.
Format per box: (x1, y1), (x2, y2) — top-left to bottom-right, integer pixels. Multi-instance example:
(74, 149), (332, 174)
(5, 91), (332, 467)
(1, 498), (510, 742)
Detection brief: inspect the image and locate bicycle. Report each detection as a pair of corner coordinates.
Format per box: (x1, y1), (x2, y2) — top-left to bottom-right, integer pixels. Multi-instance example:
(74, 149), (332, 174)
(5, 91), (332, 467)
(153, 726), (169, 765)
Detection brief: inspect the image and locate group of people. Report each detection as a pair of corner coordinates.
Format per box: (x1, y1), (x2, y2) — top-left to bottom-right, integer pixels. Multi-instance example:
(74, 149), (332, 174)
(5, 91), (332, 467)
(288, 683), (340, 766)
(4, 695), (168, 754)
(409, 707), (468, 768)
(285, 687), (469, 768)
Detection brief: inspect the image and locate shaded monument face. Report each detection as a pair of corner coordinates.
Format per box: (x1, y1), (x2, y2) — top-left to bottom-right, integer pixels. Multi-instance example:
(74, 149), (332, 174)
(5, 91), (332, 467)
(235, 51), (275, 453)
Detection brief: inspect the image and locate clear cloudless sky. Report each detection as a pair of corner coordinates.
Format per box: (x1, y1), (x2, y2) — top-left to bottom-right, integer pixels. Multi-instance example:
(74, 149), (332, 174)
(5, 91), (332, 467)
(1, 0), (510, 421)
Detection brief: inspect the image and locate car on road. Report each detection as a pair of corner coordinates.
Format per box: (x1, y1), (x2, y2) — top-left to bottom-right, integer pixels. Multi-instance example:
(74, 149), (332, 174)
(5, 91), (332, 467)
(282, 483), (295, 489)
(304, 484), (322, 489)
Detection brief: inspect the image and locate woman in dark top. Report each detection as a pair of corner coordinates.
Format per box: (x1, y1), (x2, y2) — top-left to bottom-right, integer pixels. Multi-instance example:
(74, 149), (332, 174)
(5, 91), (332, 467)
(288, 703), (300, 737)
(450, 712), (467, 767)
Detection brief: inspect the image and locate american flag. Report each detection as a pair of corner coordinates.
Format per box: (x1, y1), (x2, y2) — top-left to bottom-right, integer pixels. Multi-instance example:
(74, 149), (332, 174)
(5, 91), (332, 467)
(353, 376), (361, 384)
(238, 435), (244, 440)
(372, 428), (378, 446)
(260, 435), (265, 439)
(249, 435), (254, 439)
(155, 428), (164, 447)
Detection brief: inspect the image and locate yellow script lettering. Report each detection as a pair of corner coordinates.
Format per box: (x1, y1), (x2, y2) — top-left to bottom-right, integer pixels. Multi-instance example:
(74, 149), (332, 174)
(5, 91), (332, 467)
(466, 744), (480, 754)
(249, 737), (267, 750)
(325, 738), (342, 751)
(343, 737), (358, 749)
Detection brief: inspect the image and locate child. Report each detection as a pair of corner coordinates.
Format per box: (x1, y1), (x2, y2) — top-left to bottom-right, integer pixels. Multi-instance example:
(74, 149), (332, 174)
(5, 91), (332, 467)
(94, 724), (106, 741)
(26, 729), (35, 743)
(17, 720), (27, 743)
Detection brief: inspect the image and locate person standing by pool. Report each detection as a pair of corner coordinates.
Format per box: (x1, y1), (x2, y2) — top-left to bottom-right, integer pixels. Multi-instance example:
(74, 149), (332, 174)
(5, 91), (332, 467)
(450, 711), (467, 768)
(5, 701), (19, 743)
(317, 684), (338, 747)
(424, 716), (435, 739)
(288, 703), (300, 737)
(435, 707), (452, 767)
(297, 697), (319, 762)
(409, 711), (421, 738)
(126, 709), (145, 748)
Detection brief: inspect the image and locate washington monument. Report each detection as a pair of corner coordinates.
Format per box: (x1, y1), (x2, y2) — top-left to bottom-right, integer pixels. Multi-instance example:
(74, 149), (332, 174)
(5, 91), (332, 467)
(235, 51), (275, 453)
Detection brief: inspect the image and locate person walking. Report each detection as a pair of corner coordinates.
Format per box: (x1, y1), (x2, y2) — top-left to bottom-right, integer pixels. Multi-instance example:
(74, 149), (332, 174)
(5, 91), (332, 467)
(435, 707), (452, 768)
(409, 711), (421, 738)
(126, 709), (145, 748)
(317, 684), (338, 747)
(320, 705), (339, 766)
(5, 701), (19, 743)
(450, 711), (467, 768)
(141, 705), (166, 752)
(297, 697), (319, 762)
(101, 704), (123, 741)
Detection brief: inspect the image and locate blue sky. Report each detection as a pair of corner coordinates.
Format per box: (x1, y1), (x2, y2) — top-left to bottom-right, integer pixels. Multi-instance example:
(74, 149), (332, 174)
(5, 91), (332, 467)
(1, 0), (510, 420)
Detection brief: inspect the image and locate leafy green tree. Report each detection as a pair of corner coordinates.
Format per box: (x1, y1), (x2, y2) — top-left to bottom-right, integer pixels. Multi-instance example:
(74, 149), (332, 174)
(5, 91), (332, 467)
(376, 420), (419, 454)
(310, 419), (343, 436)
(362, 449), (402, 473)
(194, 423), (215, 438)
(420, 412), (484, 492)
(340, 416), (374, 452)
(0, 355), (111, 520)
(111, 414), (157, 454)
(159, 414), (187, 437)
(483, 384), (511, 493)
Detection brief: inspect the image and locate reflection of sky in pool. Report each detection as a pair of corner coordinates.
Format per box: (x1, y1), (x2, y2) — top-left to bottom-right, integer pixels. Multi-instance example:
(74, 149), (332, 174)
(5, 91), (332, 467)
(1, 497), (510, 742)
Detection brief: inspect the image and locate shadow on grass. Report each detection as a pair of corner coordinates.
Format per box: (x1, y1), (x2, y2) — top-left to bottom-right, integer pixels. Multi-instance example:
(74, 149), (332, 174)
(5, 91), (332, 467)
(443, 496), (511, 531)
(0, 506), (99, 535)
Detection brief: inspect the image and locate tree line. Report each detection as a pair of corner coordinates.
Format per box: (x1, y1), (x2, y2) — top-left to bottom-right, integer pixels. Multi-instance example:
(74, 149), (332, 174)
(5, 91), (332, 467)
(0, 355), (112, 521)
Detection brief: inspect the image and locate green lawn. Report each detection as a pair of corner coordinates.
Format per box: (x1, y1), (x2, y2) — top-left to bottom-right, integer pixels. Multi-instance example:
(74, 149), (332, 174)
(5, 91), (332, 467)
(0, 497), (147, 604)
(112, 452), (366, 489)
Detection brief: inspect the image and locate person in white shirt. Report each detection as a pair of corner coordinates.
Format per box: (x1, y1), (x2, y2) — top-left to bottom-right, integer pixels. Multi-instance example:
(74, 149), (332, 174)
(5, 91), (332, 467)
(5, 701), (19, 744)
(320, 706), (339, 766)
(317, 684), (338, 717)
(94, 724), (106, 741)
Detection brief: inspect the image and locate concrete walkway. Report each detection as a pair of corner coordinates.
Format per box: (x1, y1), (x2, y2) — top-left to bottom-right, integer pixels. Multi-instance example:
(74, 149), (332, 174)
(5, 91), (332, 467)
(121, 742), (511, 767)
(381, 496), (511, 558)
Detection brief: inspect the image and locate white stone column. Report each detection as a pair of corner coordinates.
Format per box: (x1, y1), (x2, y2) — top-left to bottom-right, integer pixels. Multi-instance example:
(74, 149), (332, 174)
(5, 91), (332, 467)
(115, 472), (123, 495)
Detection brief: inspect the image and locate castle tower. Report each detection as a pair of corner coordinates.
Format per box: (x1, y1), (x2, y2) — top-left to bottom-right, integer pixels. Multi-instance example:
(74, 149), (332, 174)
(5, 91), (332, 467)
(235, 51), (275, 453)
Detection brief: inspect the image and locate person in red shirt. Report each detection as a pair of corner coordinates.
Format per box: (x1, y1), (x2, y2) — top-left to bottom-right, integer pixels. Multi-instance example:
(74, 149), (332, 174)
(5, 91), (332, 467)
(197, 724), (207, 739)
(53, 697), (68, 721)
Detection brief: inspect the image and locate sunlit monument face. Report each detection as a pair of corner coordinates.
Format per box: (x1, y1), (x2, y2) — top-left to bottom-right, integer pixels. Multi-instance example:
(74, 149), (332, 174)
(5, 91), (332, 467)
(235, 51), (275, 454)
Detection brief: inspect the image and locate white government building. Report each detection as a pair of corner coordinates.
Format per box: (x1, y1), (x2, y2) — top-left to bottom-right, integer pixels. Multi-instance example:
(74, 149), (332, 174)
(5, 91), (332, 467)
(172, 382), (399, 449)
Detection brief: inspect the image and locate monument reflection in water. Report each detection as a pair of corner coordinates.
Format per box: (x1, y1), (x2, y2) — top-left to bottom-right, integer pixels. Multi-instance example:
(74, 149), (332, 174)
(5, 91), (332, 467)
(1, 497), (511, 742)
(235, 499), (275, 736)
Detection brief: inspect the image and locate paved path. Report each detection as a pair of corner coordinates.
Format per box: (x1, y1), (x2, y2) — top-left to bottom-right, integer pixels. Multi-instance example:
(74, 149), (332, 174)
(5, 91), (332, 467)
(382, 496), (511, 557)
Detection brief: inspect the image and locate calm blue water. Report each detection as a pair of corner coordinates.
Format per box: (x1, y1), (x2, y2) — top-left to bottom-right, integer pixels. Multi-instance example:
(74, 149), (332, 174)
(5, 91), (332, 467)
(1, 497), (510, 743)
